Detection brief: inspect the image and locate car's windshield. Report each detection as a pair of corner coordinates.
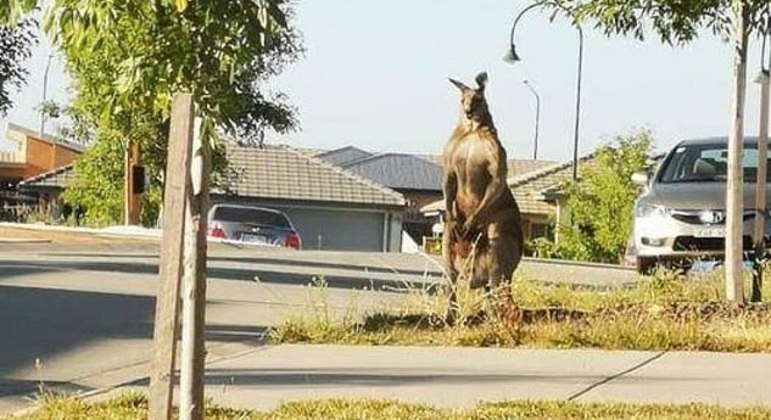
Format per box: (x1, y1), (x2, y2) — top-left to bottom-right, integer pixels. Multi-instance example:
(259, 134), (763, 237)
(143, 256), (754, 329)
(658, 143), (771, 184)
(213, 206), (291, 228)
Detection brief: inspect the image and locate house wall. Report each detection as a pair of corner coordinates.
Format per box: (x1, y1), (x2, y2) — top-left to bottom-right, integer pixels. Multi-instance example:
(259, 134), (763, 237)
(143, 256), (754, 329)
(212, 196), (403, 252)
(24, 137), (80, 179)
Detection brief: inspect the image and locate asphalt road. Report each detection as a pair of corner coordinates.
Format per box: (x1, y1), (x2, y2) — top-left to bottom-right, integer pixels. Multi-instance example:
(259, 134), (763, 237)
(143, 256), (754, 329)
(0, 241), (635, 414)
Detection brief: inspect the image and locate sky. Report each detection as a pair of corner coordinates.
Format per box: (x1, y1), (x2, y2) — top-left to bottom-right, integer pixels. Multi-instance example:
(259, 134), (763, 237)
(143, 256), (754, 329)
(1, 0), (769, 163)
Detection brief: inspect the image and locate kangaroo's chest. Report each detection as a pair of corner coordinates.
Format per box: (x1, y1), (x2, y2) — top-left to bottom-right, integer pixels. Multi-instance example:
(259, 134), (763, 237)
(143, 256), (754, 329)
(450, 135), (496, 216)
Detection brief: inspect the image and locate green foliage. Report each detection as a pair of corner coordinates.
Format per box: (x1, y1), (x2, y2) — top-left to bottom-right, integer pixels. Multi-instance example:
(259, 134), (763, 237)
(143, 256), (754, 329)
(557, 130), (653, 263)
(0, 0), (36, 26)
(44, 0), (301, 137)
(551, 0), (769, 45)
(60, 134), (125, 227)
(0, 18), (36, 116)
(43, 0), (301, 225)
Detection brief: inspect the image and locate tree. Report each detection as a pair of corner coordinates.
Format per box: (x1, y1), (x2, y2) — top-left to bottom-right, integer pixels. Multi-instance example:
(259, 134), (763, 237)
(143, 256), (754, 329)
(0, 18), (35, 117)
(551, 131), (653, 263)
(0, 0), (36, 26)
(550, 0), (768, 301)
(45, 0), (302, 226)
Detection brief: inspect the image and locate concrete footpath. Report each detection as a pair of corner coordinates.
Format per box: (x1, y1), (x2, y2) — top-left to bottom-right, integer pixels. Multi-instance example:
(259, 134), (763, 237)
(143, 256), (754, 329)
(106, 344), (771, 411)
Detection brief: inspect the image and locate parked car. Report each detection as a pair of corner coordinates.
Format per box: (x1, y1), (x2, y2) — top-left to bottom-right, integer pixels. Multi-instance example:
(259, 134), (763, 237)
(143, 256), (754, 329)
(630, 137), (771, 274)
(207, 204), (301, 249)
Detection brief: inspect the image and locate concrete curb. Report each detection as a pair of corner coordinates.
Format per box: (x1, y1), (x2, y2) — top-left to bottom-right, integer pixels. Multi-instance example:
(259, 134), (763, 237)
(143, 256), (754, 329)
(0, 222), (160, 240)
(0, 238), (52, 244)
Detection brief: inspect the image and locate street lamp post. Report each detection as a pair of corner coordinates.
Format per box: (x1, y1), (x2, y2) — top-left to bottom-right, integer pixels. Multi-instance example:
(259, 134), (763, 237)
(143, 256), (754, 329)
(523, 80), (541, 160)
(40, 54), (53, 139)
(504, 2), (584, 181)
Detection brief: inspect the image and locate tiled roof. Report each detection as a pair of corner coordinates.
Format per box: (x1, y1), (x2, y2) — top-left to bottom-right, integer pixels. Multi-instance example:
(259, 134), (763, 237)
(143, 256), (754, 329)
(420, 155), (596, 216)
(316, 146), (373, 167)
(421, 154), (556, 179)
(219, 144), (405, 208)
(506, 155), (597, 215)
(19, 164), (76, 189)
(420, 151), (669, 216)
(341, 153), (443, 192)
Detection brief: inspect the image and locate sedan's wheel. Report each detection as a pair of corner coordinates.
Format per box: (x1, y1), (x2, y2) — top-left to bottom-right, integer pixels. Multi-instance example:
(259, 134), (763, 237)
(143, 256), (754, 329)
(636, 256), (658, 275)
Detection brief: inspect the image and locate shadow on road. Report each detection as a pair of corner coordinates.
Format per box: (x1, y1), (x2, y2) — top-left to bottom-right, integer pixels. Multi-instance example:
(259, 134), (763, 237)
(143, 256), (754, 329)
(199, 368), (618, 387)
(0, 285), (274, 401)
(0, 260), (439, 293)
(0, 285), (155, 379)
(37, 252), (442, 278)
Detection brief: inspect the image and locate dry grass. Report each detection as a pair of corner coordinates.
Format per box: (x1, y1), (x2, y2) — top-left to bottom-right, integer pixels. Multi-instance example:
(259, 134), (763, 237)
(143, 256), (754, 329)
(11, 393), (771, 420)
(270, 266), (771, 352)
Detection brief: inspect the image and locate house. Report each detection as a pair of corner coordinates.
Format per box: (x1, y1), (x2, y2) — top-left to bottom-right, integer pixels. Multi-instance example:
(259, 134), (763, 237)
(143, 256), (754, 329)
(22, 144), (407, 252)
(317, 146), (444, 243)
(1, 123), (84, 220)
(214, 144), (407, 252)
(0, 123), (84, 184)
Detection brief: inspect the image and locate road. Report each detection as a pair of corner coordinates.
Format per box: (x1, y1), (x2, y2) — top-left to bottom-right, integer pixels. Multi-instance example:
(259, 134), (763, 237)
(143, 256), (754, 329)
(0, 239), (635, 414)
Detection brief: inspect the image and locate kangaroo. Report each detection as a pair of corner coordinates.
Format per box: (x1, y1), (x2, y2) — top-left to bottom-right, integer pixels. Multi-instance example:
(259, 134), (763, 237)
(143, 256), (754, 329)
(441, 71), (524, 322)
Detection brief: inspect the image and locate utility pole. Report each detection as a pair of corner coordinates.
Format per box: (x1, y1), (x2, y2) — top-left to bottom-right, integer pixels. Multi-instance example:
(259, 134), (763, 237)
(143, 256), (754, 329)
(725, 0), (750, 304)
(39, 54), (52, 139)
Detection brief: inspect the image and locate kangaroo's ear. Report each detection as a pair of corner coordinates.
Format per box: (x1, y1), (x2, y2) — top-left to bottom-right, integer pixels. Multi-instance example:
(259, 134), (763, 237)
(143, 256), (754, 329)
(475, 72), (488, 91)
(449, 78), (470, 92)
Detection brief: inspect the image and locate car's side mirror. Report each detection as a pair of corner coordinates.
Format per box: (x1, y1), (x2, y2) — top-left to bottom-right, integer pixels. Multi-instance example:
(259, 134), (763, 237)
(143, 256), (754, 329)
(631, 171), (649, 186)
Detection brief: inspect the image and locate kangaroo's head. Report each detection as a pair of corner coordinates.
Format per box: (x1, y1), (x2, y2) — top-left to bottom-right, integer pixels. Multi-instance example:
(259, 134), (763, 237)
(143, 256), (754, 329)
(449, 72), (490, 125)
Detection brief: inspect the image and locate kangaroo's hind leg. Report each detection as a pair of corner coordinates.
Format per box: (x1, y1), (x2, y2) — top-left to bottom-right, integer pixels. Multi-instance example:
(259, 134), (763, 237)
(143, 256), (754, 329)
(442, 218), (462, 324)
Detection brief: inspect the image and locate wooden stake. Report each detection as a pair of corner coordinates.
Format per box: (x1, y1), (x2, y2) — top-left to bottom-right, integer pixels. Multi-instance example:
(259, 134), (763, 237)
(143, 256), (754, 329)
(726, 0), (749, 304)
(752, 69), (769, 303)
(149, 93), (195, 420)
(179, 117), (210, 420)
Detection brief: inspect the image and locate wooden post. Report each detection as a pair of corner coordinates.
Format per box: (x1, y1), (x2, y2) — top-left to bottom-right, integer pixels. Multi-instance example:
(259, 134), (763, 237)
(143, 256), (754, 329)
(752, 69), (769, 303)
(131, 142), (143, 224)
(149, 94), (195, 420)
(725, 0), (749, 304)
(179, 117), (210, 420)
(124, 143), (132, 226)
(124, 141), (142, 225)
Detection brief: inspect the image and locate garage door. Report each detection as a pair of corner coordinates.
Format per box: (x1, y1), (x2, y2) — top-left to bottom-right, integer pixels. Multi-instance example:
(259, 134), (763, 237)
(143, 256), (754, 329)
(277, 207), (385, 252)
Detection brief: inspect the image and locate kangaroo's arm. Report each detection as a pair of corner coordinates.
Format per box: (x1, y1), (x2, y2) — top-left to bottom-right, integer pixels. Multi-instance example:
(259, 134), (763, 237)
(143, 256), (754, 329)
(463, 143), (507, 230)
(443, 168), (458, 222)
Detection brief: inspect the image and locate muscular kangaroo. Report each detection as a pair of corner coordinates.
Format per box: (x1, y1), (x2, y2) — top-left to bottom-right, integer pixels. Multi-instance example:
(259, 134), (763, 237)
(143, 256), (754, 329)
(442, 71), (524, 321)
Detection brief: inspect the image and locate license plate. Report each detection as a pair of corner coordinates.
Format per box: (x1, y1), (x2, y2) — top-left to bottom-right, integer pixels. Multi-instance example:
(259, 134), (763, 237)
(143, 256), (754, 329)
(241, 233), (268, 244)
(695, 228), (725, 238)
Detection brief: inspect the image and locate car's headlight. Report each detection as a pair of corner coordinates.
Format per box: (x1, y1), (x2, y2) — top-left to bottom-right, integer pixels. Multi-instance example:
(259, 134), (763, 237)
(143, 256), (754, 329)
(635, 201), (668, 218)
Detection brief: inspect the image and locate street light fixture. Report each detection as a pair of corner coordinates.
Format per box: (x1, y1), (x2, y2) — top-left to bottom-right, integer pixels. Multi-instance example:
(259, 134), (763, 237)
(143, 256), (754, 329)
(523, 80), (541, 160)
(504, 2), (584, 181)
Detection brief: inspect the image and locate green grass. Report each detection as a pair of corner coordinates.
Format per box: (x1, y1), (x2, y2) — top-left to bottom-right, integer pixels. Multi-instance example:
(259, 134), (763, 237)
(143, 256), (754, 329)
(270, 266), (771, 352)
(11, 393), (771, 420)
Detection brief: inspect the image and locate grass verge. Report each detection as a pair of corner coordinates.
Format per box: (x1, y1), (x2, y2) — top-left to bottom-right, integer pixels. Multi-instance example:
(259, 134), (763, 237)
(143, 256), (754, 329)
(10, 392), (771, 420)
(270, 267), (771, 352)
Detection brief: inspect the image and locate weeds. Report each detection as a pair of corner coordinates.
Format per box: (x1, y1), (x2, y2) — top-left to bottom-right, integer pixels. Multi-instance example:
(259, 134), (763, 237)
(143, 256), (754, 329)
(13, 393), (771, 420)
(270, 266), (771, 352)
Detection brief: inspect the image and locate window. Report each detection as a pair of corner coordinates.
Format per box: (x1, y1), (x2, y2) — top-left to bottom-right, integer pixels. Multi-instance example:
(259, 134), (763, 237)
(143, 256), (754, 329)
(659, 143), (771, 183)
(530, 223), (552, 240)
(213, 206), (291, 228)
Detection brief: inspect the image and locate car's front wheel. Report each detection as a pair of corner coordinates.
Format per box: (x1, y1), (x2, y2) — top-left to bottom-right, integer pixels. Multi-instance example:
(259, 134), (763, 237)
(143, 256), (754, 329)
(636, 256), (658, 275)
